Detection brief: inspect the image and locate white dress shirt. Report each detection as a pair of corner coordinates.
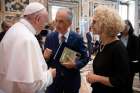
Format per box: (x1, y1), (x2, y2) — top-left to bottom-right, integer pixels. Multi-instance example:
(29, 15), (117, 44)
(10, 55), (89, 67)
(58, 29), (70, 44)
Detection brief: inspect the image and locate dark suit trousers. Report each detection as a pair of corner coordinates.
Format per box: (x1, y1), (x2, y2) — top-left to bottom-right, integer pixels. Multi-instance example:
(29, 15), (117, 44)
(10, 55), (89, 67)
(46, 73), (80, 93)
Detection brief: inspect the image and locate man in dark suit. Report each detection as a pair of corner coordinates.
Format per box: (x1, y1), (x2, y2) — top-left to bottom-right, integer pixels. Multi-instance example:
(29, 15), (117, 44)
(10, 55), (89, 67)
(44, 8), (89, 93)
(86, 26), (94, 58)
(0, 20), (12, 42)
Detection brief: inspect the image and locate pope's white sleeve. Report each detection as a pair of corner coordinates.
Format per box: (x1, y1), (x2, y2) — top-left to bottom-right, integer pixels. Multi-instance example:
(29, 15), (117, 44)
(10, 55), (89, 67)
(14, 81), (42, 93)
(44, 70), (53, 87)
(15, 70), (53, 93)
(38, 70), (53, 91)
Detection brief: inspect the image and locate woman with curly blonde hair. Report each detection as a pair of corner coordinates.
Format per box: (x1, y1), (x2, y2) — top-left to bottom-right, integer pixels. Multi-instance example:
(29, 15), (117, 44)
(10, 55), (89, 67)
(86, 5), (131, 93)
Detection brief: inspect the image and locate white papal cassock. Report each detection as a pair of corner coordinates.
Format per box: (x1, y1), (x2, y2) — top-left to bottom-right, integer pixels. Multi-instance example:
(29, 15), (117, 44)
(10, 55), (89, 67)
(0, 18), (53, 93)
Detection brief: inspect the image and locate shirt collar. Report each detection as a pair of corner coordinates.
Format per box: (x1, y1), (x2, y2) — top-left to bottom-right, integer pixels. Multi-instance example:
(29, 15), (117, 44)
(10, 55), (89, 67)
(121, 35), (128, 40)
(121, 35), (128, 47)
(19, 18), (37, 35)
(58, 28), (70, 43)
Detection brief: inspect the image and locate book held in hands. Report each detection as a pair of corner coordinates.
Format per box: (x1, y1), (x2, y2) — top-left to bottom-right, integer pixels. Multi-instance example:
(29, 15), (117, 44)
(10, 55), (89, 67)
(60, 47), (81, 64)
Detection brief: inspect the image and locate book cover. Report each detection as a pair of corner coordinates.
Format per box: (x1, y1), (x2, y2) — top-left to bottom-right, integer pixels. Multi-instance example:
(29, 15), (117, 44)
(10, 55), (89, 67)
(60, 47), (81, 64)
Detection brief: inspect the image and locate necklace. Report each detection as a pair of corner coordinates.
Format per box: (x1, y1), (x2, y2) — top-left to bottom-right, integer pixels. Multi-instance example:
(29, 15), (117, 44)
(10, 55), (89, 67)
(100, 37), (119, 52)
(99, 44), (105, 52)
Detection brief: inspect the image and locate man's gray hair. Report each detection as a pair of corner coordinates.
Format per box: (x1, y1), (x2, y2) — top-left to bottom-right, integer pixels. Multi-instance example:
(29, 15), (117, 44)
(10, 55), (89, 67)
(57, 8), (73, 22)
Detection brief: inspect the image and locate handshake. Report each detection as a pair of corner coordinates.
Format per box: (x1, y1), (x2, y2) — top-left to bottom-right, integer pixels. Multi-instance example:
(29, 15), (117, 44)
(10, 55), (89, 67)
(48, 68), (56, 78)
(43, 48), (56, 78)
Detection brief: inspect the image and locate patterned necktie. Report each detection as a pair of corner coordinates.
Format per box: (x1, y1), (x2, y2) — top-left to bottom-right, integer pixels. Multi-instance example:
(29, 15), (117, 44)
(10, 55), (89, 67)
(60, 35), (66, 43)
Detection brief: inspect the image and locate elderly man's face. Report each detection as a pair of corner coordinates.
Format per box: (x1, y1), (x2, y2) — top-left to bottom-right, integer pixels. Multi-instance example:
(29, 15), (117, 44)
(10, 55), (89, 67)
(36, 11), (48, 32)
(55, 11), (71, 34)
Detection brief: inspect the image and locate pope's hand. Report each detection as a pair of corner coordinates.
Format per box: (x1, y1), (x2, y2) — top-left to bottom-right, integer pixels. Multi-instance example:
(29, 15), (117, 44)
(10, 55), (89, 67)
(44, 48), (52, 60)
(48, 68), (56, 78)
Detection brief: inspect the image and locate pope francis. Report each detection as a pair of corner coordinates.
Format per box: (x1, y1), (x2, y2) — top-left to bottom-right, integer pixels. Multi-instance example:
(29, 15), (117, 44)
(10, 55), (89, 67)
(0, 2), (56, 93)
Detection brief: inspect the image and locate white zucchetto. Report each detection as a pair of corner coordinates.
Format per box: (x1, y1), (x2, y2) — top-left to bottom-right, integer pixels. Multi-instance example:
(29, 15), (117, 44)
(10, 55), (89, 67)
(23, 2), (46, 16)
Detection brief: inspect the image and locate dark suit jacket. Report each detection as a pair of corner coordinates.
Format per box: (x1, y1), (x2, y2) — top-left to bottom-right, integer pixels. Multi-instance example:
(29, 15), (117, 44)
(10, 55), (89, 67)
(138, 35), (140, 72)
(86, 32), (93, 54)
(44, 31), (89, 90)
(0, 31), (6, 42)
(86, 32), (93, 45)
(127, 34), (139, 72)
(45, 31), (89, 70)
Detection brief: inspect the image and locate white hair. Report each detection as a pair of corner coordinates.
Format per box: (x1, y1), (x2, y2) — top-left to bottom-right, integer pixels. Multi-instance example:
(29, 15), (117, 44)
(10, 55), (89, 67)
(57, 8), (73, 22)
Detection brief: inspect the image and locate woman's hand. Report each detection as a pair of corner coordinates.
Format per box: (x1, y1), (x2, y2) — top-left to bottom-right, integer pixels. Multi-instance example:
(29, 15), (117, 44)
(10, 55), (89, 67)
(86, 72), (98, 84)
(86, 72), (113, 87)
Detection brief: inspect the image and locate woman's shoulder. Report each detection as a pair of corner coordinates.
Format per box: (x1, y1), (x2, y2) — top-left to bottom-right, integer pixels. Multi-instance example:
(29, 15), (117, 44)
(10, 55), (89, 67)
(111, 40), (127, 55)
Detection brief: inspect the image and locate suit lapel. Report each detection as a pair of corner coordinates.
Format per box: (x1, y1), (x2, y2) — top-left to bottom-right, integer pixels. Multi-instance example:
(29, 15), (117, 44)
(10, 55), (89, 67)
(127, 36), (130, 49)
(52, 32), (60, 53)
(55, 32), (59, 46)
(67, 31), (73, 45)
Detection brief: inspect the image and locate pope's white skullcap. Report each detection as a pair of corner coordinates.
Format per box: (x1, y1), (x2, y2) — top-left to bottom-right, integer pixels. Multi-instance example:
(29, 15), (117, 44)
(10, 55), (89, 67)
(23, 2), (46, 16)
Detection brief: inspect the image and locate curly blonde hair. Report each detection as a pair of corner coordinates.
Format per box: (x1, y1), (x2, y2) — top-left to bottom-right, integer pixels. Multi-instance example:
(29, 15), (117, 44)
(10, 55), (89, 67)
(94, 5), (125, 37)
